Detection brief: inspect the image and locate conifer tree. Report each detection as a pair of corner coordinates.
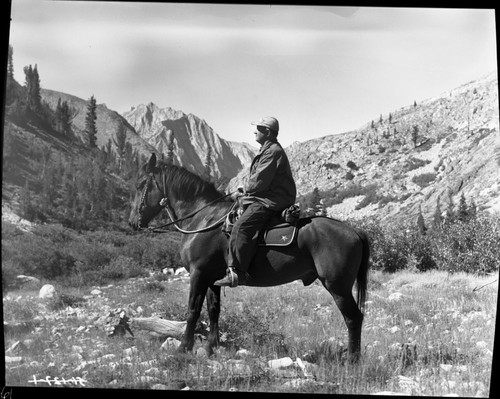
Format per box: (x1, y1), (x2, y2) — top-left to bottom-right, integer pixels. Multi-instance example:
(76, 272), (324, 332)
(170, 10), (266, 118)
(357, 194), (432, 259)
(85, 95), (98, 148)
(310, 187), (322, 215)
(432, 197), (443, 228)
(20, 179), (35, 221)
(23, 64), (42, 112)
(416, 206), (427, 234)
(113, 122), (127, 171)
(457, 192), (469, 222)
(444, 195), (455, 224)
(165, 130), (176, 165)
(203, 145), (214, 182)
(411, 125), (419, 147)
(7, 45), (14, 80)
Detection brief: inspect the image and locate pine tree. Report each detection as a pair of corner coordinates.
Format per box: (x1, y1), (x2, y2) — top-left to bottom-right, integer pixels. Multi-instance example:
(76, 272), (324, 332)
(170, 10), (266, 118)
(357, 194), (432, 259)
(23, 64), (42, 113)
(457, 192), (469, 222)
(444, 195), (455, 224)
(85, 95), (98, 148)
(203, 146), (214, 182)
(20, 179), (35, 221)
(432, 197), (443, 228)
(310, 187), (322, 215)
(468, 198), (477, 220)
(113, 122), (127, 171)
(7, 45), (14, 80)
(411, 125), (419, 148)
(165, 130), (176, 165)
(416, 206), (427, 235)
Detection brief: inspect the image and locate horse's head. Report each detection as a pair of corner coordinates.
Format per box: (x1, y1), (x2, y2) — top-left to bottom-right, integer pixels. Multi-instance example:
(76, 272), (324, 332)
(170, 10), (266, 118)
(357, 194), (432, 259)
(129, 153), (165, 230)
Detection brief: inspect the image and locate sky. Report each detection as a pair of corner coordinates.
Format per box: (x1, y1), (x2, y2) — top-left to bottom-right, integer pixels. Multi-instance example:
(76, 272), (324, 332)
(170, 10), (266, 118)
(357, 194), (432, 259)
(7, 1), (498, 148)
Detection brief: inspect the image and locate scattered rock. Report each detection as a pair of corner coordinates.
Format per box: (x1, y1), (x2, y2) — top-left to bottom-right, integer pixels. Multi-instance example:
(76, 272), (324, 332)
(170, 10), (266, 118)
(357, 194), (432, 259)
(39, 284), (56, 299)
(388, 292), (407, 302)
(152, 384), (169, 390)
(236, 348), (252, 358)
(5, 356), (23, 363)
(440, 364), (453, 372)
(174, 267), (188, 276)
(195, 347), (209, 358)
(123, 346), (138, 357)
(268, 357), (294, 369)
(161, 337), (181, 351)
(91, 289), (102, 296)
(138, 376), (159, 384)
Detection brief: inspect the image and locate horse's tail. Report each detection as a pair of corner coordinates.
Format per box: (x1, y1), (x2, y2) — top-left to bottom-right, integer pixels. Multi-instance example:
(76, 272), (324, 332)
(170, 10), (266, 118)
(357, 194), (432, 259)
(355, 229), (370, 312)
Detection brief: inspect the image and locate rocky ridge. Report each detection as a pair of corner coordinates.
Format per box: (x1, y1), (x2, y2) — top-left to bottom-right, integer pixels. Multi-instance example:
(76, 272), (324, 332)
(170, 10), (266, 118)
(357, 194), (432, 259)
(122, 103), (256, 180)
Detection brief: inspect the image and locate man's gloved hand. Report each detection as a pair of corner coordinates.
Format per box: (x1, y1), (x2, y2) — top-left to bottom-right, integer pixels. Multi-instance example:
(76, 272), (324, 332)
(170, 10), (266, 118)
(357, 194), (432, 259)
(231, 186), (245, 201)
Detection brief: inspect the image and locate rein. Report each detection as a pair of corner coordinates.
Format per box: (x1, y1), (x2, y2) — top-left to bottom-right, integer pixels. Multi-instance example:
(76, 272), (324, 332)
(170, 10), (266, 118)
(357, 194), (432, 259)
(143, 168), (237, 234)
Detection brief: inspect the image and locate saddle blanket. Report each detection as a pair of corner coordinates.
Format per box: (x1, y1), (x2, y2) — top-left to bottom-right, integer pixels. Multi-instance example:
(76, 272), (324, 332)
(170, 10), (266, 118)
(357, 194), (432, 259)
(258, 222), (298, 247)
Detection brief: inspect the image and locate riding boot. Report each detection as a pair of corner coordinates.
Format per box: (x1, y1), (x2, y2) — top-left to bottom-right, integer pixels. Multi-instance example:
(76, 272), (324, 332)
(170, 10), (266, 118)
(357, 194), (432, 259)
(213, 267), (250, 287)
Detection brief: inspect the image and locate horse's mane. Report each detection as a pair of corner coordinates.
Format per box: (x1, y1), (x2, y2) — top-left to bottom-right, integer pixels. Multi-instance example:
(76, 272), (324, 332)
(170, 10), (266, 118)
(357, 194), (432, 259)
(157, 162), (225, 202)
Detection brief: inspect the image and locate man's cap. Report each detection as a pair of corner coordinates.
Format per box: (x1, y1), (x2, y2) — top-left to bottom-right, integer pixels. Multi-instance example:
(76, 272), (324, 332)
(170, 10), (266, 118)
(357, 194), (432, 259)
(251, 116), (279, 132)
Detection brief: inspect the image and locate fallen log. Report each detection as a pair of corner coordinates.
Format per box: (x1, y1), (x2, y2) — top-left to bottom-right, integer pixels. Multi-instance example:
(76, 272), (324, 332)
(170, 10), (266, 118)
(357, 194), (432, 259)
(131, 317), (186, 339)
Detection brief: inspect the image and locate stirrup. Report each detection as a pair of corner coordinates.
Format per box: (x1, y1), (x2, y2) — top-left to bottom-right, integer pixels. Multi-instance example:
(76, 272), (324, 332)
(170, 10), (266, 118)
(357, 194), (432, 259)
(214, 268), (239, 288)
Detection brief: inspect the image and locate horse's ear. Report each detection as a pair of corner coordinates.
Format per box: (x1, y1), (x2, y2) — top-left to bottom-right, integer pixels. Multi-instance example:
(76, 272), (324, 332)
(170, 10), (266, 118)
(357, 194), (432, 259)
(147, 153), (157, 172)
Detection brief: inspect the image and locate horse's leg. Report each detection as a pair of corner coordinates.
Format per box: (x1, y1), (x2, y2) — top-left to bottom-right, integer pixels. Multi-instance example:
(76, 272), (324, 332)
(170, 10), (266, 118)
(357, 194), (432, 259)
(321, 279), (364, 362)
(205, 285), (221, 355)
(180, 270), (208, 352)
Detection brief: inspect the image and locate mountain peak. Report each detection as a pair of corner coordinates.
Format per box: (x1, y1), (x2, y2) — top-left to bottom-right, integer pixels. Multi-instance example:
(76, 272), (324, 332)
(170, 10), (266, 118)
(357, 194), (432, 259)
(122, 104), (256, 180)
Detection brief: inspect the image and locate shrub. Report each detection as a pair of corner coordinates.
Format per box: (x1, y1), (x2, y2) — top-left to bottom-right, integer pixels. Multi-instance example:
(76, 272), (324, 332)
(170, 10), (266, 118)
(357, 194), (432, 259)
(324, 163), (341, 170)
(430, 217), (500, 274)
(350, 214), (499, 274)
(411, 172), (436, 188)
(102, 255), (145, 280)
(344, 171), (355, 180)
(404, 157), (431, 172)
(1, 222), (182, 287)
(346, 160), (359, 170)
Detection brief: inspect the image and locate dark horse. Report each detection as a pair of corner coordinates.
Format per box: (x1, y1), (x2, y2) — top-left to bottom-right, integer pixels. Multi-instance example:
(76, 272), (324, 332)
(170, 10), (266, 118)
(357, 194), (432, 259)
(129, 154), (370, 361)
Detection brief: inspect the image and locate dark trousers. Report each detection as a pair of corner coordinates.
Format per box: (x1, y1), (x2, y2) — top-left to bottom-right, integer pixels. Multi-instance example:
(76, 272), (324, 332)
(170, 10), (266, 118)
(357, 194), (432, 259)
(228, 201), (276, 272)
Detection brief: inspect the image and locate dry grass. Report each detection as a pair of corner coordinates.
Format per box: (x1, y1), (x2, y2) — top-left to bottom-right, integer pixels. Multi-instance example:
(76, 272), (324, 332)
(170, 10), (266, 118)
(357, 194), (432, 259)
(3, 269), (497, 395)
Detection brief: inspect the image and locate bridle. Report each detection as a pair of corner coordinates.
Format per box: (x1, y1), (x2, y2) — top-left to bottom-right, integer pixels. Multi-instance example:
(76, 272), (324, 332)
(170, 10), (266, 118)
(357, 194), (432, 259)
(138, 167), (237, 234)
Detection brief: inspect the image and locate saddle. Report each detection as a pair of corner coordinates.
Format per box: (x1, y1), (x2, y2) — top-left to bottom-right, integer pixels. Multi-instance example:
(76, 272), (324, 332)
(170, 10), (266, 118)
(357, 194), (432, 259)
(222, 204), (300, 247)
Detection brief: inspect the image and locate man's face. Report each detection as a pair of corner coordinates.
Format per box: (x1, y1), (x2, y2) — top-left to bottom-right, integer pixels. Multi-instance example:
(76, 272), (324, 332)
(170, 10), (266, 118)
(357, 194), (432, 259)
(254, 126), (268, 145)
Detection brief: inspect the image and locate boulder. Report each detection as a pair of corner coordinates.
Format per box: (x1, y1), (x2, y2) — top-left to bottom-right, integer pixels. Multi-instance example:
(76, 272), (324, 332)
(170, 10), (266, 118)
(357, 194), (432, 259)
(39, 284), (56, 299)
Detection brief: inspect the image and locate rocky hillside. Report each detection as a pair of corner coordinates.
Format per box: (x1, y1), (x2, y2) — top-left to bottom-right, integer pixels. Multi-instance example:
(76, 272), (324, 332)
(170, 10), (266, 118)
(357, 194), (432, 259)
(288, 72), (499, 223)
(122, 103), (256, 180)
(40, 89), (157, 158)
(229, 72), (499, 225)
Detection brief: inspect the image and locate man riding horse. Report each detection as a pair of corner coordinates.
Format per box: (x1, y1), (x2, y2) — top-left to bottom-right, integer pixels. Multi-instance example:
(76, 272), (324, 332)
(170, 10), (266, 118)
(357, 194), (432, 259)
(214, 116), (297, 288)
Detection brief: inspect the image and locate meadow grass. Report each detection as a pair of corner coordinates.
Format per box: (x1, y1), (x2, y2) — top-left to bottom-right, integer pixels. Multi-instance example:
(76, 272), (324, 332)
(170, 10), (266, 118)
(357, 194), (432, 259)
(3, 269), (497, 395)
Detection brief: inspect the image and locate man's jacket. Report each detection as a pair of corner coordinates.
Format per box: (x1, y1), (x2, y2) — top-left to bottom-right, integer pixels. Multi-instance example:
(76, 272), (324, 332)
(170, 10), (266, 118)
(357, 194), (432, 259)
(243, 139), (296, 211)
